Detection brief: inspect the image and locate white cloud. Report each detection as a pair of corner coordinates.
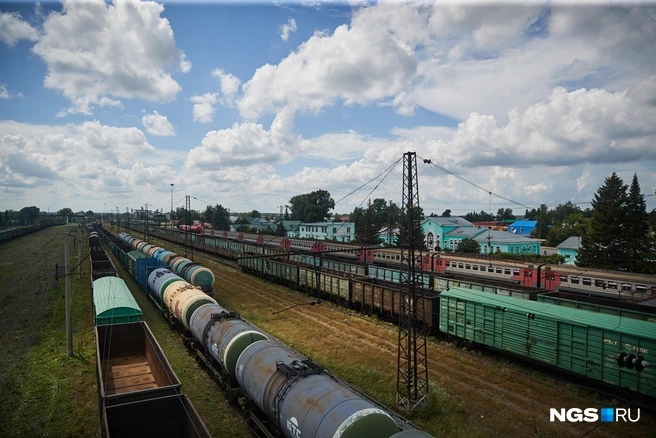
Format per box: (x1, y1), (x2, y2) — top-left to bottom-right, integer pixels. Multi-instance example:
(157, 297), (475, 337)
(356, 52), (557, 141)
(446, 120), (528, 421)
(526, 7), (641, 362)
(238, 4), (419, 119)
(280, 17), (297, 42)
(0, 11), (39, 46)
(31, 0), (191, 115)
(211, 69), (241, 106)
(141, 111), (175, 136)
(189, 93), (218, 123)
(184, 121), (290, 170)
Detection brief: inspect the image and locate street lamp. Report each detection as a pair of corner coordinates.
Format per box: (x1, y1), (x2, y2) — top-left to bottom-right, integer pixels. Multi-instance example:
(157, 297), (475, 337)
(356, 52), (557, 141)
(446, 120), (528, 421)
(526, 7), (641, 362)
(170, 183), (174, 228)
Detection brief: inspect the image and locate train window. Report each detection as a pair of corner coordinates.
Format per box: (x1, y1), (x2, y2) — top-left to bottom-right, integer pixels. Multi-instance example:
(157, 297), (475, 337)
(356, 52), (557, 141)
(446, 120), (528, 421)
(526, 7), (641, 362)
(582, 278), (591, 286)
(496, 267), (502, 274)
(595, 279), (606, 288)
(560, 276), (568, 283)
(504, 268), (510, 275)
(458, 263), (464, 269)
(465, 264), (471, 269)
(570, 277), (580, 284)
(513, 269), (520, 276)
(607, 281), (617, 289)
(472, 265), (479, 271)
(488, 267), (494, 273)
(636, 285), (647, 293)
(622, 283), (632, 291)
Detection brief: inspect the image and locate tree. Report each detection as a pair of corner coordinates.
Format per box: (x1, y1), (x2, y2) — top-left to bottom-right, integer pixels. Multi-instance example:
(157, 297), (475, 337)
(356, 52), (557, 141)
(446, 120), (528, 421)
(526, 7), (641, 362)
(545, 212), (589, 247)
(464, 211), (494, 222)
(289, 190), (335, 222)
(455, 238), (480, 254)
(397, 206), (425, 250)
(623, 174), (653, 273)
(531, 204), (550, 240)
(496, 208), (514, 221)
(577, 173), (629, 270)
(204, 204), (230, 230)
(441, 209), (451, 217)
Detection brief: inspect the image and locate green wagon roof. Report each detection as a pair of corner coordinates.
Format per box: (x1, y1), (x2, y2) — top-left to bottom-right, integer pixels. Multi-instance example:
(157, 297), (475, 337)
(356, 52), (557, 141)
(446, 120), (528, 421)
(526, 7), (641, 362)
(92, 276), (142, 324)
(442, 286), (656, 340)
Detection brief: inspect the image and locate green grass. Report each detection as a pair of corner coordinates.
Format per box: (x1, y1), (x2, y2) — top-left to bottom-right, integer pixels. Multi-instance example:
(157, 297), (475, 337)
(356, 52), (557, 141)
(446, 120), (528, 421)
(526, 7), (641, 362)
(0, 270), (99, 437)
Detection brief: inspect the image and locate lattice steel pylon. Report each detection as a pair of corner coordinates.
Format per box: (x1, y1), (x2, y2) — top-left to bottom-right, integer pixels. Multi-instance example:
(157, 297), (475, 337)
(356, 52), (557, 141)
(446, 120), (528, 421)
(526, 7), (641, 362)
(396, 151), (429, 411)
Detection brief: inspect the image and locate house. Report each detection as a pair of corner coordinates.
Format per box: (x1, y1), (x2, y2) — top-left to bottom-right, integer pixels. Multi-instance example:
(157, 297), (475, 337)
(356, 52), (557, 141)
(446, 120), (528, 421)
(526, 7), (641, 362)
(557, 236), (581, 265)
(508, 220), (537, 236)
(298, 222), (355, 242)
(421, 216), (477, 251)
(473, 229), (541, 255)
(281, 220), (302, 238)
(249, 218), (275, 232)
(421, 216), (540, 254)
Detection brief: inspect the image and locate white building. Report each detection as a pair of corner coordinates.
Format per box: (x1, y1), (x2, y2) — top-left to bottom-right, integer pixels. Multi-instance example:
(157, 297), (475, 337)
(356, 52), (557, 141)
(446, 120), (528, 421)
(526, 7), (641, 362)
(298, 222), (355, 242)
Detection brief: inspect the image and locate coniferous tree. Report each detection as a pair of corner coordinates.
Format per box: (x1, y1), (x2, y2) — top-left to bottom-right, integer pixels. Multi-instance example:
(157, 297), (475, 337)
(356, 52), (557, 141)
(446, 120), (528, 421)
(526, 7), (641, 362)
(624, 174), (652, 273)
(577, 173), (628, 270)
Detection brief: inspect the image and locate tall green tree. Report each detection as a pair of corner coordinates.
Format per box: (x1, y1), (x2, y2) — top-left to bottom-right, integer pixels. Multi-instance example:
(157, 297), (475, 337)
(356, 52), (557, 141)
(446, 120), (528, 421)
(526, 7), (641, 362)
(577, 173), (629, 270)
(203, 204), (230, 230)
(396, 206), (425, 250)
(624, 174), (653, 272)
(531, 204), (550, 240)
(289, 190), (335, 222)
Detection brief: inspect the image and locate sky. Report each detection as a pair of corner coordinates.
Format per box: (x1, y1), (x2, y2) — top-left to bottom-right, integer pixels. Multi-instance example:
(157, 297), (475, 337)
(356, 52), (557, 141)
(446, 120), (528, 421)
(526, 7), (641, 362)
(1, 0), (655, 218)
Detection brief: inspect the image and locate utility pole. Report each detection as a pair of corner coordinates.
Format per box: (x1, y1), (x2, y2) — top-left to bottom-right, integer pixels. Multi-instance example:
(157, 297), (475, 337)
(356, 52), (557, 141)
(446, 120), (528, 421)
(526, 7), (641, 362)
(65, 233), (73, 357)
(396, 151), (429, 411)
(184, 195), (193, 260)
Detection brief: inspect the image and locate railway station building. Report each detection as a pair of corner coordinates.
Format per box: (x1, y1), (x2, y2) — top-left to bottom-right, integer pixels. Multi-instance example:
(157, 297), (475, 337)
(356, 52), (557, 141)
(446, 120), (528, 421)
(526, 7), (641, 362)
(422, 217), (541, 254)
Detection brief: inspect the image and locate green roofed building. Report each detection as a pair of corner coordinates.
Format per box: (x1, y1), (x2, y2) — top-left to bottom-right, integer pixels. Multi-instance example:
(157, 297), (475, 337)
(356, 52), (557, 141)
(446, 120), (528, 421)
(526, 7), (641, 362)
(92, 276), (142, 326)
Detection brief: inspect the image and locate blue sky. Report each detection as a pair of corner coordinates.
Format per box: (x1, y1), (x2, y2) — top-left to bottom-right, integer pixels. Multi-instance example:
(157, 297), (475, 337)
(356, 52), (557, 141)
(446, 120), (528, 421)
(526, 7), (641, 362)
(1, 0), (655, 217)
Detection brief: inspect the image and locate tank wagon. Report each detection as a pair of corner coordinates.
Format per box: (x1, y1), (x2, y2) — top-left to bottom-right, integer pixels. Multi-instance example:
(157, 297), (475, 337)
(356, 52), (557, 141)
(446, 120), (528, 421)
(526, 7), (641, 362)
(88, 231), (210, 438)
(119, 232), (215, 292)
(126, 223), (656, 307)
(120, 224), (655, 400)
(100, 227), (431, 438)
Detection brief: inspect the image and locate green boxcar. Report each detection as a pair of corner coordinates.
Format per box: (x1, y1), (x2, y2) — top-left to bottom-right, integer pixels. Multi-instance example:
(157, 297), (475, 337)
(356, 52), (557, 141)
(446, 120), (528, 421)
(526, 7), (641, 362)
(322, 258), (367, 276)
(299, 267), (351, 303)
(433, 276), (540, 300)
(439, 287), (656, 396)
(537, 292), (656, 323)
(92, 277), (142, 326)
(269, 259), (299, 286)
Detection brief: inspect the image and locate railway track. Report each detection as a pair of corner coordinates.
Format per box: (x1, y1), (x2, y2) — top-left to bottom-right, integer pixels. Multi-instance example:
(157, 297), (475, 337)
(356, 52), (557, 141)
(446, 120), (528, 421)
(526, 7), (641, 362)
(134, 230), (656, 437)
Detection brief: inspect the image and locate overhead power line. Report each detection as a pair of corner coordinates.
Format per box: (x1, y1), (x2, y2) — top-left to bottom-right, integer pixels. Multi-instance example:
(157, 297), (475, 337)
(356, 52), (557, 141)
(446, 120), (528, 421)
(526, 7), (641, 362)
(418, 155), (532, 210)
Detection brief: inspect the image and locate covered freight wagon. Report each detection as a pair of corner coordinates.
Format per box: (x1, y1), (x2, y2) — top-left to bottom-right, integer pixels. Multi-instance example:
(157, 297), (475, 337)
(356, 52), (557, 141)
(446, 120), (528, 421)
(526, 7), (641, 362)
(439, 287), (656, 396)
(92, 277), (142, 326)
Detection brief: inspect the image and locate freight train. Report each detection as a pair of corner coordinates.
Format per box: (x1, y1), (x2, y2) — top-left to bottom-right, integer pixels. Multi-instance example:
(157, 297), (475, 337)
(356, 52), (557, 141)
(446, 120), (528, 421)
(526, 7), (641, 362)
(88, 230), (211, 438)
(124, 225), (656, 303)
(237, 254), (656, 400)
(97, 227), (430, 438)
(118, 224), (655, 400)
